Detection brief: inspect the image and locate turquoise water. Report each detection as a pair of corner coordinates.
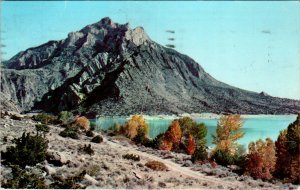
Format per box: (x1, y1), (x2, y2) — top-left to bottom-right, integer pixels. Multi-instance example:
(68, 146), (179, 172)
(93, 115), (297, 148)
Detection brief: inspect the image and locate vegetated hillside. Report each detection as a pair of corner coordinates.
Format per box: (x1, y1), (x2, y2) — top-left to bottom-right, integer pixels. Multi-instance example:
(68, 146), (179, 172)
(1, 17), (299, 115)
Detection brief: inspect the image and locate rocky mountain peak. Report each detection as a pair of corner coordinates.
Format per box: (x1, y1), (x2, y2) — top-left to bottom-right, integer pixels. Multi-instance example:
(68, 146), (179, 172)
(1, 17), (299, 114)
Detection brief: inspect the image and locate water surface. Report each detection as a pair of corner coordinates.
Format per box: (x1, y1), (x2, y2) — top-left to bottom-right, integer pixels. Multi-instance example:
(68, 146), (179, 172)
(93, 115), (297, 148)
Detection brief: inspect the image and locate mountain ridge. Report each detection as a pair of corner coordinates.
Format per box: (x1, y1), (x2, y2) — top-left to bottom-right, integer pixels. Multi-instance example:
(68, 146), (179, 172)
(1, 17), (299, 115)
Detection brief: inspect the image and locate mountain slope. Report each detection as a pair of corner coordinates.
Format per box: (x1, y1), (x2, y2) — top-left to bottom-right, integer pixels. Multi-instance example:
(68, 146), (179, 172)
(1, 17), (299, 115)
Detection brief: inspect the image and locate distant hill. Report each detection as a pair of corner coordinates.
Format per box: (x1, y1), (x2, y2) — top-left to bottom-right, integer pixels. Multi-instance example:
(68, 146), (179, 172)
(1, 17), (299, 115)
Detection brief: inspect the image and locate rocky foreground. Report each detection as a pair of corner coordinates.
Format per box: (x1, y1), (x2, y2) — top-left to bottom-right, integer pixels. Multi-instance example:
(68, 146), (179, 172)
(0, 115), (298, 189)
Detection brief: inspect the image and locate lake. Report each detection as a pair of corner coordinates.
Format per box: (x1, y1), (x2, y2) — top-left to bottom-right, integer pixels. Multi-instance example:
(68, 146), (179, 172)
(93, 115), (297, 148)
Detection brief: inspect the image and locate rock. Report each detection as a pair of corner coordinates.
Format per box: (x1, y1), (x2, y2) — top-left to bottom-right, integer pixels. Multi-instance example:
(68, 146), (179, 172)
(158, 182), (167, 188)
(215, 168), (227, 178)
(202, 168), (213, 175)
(133, 171), (143, 179)
(182, 160), (193, 167)
(84, 174), (98, 184)
(46, 151), (67, 166)
(44, 165), (56, 175)
(8, 111), (24, 120)
(66, 160), (79, 168)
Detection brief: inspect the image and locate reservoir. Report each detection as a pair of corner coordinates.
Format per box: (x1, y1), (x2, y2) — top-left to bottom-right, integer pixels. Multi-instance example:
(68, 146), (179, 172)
(93, 115), (297, 148)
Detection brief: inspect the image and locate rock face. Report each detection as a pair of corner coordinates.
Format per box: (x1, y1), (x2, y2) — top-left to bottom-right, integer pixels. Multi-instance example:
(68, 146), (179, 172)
(1, 17), (299, 115)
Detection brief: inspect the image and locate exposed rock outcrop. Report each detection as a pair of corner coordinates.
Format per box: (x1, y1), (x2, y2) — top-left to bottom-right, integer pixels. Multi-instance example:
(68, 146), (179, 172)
(1, 17), (299, 115)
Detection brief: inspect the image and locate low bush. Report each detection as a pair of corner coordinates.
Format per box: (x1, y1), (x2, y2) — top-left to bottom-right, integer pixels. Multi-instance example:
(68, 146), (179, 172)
(1, 132), (48, 168)
(35, 124), (50, 136)
(91, 135), (103, 143)
(144, 133), (164, 149)
(210, 149), (245, 167)
(86, 130), (94, 137)
(2, 165), (48, 189)
(33, 113), (60, 125)
(145, 160), (168, 171)
(50, 170), (86, 189)
(78, 144), (94, 156)
(84, 164), (101, 176)
(59, 125), (79, 139)
(74, 116), (90, 131)
(191, 146), (208, 163)
(58, 111), (73, 124)
(122, 153), (140, 161)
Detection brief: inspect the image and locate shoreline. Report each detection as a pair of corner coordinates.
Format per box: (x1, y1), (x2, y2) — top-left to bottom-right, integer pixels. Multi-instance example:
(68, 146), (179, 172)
(94, 113), (298, 120)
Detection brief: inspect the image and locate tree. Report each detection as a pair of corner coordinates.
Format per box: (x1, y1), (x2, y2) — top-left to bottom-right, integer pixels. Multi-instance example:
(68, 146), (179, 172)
(275, 129), (291, 180)
(244, 138), (276, 181)
(275, 114), (300, 184)
(164, 121), (182, 149)
(123, 115), (149, 141)
(212, 115), (244, 155)
(186, 134), (196, 155)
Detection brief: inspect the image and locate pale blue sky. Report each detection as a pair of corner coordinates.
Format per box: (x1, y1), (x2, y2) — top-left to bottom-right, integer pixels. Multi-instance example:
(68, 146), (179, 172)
(1, 1), (299, 100)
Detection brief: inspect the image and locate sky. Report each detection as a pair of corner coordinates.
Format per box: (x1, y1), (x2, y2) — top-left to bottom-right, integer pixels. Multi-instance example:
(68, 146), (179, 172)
(1, 1), (299, 100)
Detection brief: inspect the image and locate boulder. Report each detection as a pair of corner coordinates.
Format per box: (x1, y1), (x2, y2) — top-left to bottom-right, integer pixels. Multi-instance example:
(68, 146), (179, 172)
(46, 151), (67, 166)
(44, 165), (56, 175)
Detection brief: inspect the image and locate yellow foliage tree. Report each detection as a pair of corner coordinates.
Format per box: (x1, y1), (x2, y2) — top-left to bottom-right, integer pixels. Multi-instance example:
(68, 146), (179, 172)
(212, 115), (244, 155)
(123, 115), (149, 140)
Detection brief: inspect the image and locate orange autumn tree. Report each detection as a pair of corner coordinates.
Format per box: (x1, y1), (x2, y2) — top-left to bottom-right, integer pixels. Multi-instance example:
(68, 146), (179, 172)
(159, 121), (182, 151)
(244, 138), (276, 181)
(212, 115), (244, 155)
(186, 134), (196, 155)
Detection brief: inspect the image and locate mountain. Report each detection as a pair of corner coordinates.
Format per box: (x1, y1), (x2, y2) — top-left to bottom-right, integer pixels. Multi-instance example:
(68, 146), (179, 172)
(1, 17), (299, 115)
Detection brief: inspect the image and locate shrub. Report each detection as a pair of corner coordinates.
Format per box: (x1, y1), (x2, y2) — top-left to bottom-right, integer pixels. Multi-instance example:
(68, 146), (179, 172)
(191, 146), (208, 163)
(84, 164), (101, 176)
(35, 124), (50, 136)
(144, 133), (164, 149)
(123, 115), (149, 140)
(122, 153), (140, 161)
(50, 170), (86, 189)
(186, 134), (196, 155)
(91, 135), (103, 143)
(244, 138), (276, 181)
(211, 149), (233, 166)
(86, 130), (94, 137)
(159, 139), (173, 151)
(212, 115), (244, 155)
(2, 132), (48, 168)
(175, 117), (207, 154)
(58, 111), (73, 124)
(78, 144), (94, 156)
(145, 160), (168, 171)
(2, 165), (48, 189)
(133, 124), (150, 144)
(33, 113), (59, 125)
(74, 116), (90, 131)
(59, 125), (79, 139)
